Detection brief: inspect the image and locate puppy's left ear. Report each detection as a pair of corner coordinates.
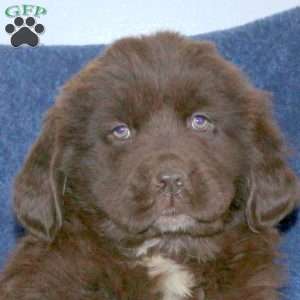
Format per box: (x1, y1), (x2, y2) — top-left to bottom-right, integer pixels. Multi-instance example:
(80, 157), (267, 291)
(246, 91), (299, 232)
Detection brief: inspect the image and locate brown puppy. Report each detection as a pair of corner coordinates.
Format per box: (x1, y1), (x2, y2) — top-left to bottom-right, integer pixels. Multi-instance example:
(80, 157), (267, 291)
(0, 32), (299, 300)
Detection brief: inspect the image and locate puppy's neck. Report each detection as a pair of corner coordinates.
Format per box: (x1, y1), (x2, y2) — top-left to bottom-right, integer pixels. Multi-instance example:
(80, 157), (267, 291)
(134, 235), (221, 263)
(99, 219), (221, 264)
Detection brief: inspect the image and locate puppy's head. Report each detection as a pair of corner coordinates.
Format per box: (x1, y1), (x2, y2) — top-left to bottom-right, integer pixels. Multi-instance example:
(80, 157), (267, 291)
(14, 32), (299, 241)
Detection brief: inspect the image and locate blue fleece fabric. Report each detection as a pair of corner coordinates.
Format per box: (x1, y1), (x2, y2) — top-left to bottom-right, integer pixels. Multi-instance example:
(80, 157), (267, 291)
(0, 8), (299, 299)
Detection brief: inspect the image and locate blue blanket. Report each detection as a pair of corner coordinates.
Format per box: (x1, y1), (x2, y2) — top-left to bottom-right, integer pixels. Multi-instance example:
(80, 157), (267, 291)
(0, 8), (299, 299)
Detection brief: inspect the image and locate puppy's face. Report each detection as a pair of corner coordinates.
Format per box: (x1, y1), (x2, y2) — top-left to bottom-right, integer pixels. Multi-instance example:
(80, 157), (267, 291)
(14, 32), (298, 242)
(82, 54), (248, 237)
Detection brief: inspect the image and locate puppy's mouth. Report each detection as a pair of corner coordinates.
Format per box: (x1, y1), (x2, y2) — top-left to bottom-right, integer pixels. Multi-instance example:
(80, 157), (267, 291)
(146, 193), (228, 237)
(146, 212), (225, 240)
(153, 212), (198, 233)
(160, 207), (179, 217)
(149, 203), (206, 234)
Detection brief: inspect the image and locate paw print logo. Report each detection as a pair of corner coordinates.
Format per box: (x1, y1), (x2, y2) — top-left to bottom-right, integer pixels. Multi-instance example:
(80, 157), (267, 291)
(5, 17), (45, 47)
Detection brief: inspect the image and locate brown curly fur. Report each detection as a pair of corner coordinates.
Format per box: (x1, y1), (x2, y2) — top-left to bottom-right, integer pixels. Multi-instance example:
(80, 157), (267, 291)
(0, 31), (299, 300)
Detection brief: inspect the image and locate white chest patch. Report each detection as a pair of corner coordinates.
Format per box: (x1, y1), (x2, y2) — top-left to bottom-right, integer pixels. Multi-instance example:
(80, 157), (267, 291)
(143, 255), (195, 300)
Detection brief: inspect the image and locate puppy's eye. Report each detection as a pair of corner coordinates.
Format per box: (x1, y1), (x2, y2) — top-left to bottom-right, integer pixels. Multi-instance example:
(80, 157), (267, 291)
(189, 114), (214, 131)
(112, 125), (131, 140)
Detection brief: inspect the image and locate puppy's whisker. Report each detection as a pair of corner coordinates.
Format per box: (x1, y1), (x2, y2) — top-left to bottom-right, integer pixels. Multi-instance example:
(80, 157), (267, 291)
(62, 175), (68, 196)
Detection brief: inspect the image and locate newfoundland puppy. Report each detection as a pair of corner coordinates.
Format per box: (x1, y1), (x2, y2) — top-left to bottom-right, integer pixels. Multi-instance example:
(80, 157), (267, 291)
(0, 32), (299, 300)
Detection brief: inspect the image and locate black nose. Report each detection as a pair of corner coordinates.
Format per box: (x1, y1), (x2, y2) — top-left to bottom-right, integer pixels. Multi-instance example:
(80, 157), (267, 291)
(158, 172), (184, 194)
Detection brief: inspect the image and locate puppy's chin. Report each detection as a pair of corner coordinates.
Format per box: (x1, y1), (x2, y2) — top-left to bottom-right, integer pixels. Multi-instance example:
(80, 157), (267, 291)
(149, 213), (225, 237)
(152, 214), (198, 233)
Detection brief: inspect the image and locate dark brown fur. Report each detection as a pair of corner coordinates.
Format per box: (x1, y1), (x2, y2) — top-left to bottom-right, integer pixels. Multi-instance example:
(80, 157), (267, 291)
(0, 31), (299, 300)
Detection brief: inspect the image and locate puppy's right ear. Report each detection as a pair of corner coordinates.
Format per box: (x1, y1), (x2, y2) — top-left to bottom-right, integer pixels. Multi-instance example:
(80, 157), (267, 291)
(14, 107), (63, 241)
